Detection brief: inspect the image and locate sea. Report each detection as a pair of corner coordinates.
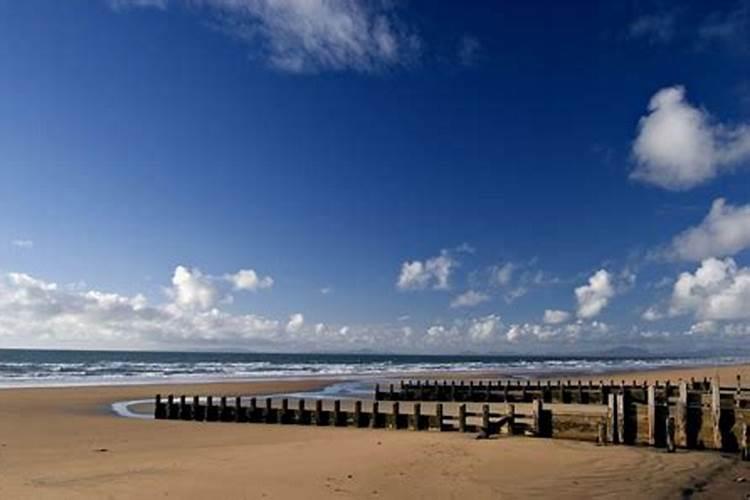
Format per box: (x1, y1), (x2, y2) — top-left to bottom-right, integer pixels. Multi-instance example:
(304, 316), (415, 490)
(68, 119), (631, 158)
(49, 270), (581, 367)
(1, 349), (748, 389)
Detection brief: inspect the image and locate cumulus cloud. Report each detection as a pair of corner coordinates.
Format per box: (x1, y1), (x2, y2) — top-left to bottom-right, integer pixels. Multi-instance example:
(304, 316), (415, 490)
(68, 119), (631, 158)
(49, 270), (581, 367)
(575, 270), (615, 319)
(111, 0), (421, 74)
(170, 266), (219, 310)
(285, 313), (304, 333)
(0, 271), (282, 349)
(227, 269), (274, 291)
(669, 257), (750, 321)
(669, 198), (750, 261)
(397, 251), (455, 290)
(450, 290), (489, 308)
(467, 314), (502, 342)
(543, 309), (570, 325)
(505, 320), (609, 344)
(10, 239), (33, 249)
(631, 85), (750, 190)
(642, 307), (664, 322)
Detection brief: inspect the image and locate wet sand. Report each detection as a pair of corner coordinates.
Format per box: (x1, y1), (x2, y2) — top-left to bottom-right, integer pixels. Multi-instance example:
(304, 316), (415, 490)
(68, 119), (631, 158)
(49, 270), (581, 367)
(0, 370), (748, 499)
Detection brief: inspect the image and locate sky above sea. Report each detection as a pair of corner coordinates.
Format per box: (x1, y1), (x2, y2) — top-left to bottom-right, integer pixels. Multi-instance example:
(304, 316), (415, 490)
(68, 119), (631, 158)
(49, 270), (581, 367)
(1, 1), (750, 354)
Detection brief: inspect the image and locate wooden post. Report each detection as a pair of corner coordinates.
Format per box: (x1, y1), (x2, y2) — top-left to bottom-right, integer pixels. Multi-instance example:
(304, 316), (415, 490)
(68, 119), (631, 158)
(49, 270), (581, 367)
(607, 393), (618, 444)
(279, 398), (289, 424)
(676, 381), (688, 448)
(737, 375), (742, 406)
(220, 396), (228, 422)
(616, 392), (626, 444)
(503, 381), (509, 403)
(374, 384), (381, 401)
(354, 400), (362, 427)
(391, 402), (400, 430)
(711, 377), (722, 450)
(193, 395), (202, 421)
(666, 416), (676, 453)
(249, 397), (257, 422)
(315, 399), (324, 426)
(370, 401), (379, 429)
(179, 395), (188, 420)
(435, 403), (444, 431)
(482, 404), (490, 434)
(507, 403), (515, 435)
(647, 385), (656, 446)
(458, 404), (466, 432)
(577, 380), (583, 404)
(450, 381), (456, 401)
(297, 399), (306, 425)
(597, 421), (606, 446)
(557, 380), (564, 403)
(389, 384), (395, 400)
(167, 394), (176, 419)
(333, 400), (341, 427)
(234, 396), (243, 423)
(154, 394), (166, 419)
(741, 422), (749, 461)
(532, 398), (543, 436)
(412, 403), (422, 430)
(206, 396), (214, 422)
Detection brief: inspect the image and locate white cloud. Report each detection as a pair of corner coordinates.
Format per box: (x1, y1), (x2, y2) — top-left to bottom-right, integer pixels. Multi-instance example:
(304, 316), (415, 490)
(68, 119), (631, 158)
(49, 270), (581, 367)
(543, 309), (570, 325)
(506, 320), (609, 344)
(575, 269), (615, 319)
(285, 313), (304, 333)
(629, 12), (677, 43)
(670, 198), (750, 261)
(10, 240), (33, 249)
(450, 290), (489, 308)
(320, 287), (333, 295)
(397, 251), (455, 290)
(112, 0), (421, 74)
(227, 269), (274, 291)
(490, 262), (515, 286)
(170, 266), (219, 310)
(670, 257), (750, 321)
(484, 261), (558, 303)
(631, 85), (750, 190)
(642, 307), (664, 322)
(467, 314), (502, 342)
(0, 271), (282, 349)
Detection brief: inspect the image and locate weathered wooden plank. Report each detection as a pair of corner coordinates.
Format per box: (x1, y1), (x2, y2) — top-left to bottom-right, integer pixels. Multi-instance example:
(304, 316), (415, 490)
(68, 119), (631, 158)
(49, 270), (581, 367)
(647, 385), (656, 446)
(666, 416), (676, 453)
(711, 377), (722, 450)
(607, 393), (618, 444)
(676, 381), (688, 448)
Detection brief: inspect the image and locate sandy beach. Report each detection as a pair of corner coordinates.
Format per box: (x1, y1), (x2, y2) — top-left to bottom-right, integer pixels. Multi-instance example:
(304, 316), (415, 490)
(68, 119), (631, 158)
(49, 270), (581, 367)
(1, 368), (749, 499)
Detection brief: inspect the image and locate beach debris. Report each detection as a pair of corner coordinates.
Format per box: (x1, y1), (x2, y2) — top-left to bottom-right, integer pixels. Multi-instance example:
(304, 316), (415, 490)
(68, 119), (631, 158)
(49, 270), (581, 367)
(734, 476), (745, 483)
(94, 448), (109, 453)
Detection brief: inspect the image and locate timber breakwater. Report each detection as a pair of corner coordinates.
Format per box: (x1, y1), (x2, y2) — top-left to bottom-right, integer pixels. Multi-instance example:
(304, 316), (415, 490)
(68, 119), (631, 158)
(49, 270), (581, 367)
(154, 376), (750, 460)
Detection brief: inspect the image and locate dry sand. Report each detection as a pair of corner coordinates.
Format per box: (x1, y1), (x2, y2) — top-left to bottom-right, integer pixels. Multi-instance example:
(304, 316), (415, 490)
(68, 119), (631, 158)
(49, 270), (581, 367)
(0, 370), (748, 499)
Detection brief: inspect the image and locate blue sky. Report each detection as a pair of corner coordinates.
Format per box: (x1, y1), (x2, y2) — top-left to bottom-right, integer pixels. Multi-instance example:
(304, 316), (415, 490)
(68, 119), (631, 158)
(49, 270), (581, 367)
(1, 0), (750, 353)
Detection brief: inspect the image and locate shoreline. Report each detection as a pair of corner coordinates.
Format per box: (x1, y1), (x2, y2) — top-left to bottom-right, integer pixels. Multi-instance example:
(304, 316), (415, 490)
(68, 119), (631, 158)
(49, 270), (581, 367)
(3, 356), (750, 391)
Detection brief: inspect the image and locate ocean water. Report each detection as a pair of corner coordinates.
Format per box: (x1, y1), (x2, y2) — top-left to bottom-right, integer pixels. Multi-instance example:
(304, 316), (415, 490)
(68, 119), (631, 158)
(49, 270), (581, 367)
(1, 349), (748, 388)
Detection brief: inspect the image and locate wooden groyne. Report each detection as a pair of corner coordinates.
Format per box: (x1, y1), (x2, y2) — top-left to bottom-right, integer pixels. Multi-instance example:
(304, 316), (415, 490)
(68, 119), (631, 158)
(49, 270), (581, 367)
(154, 396), (546, 435)
(153, 375), (750, 461)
